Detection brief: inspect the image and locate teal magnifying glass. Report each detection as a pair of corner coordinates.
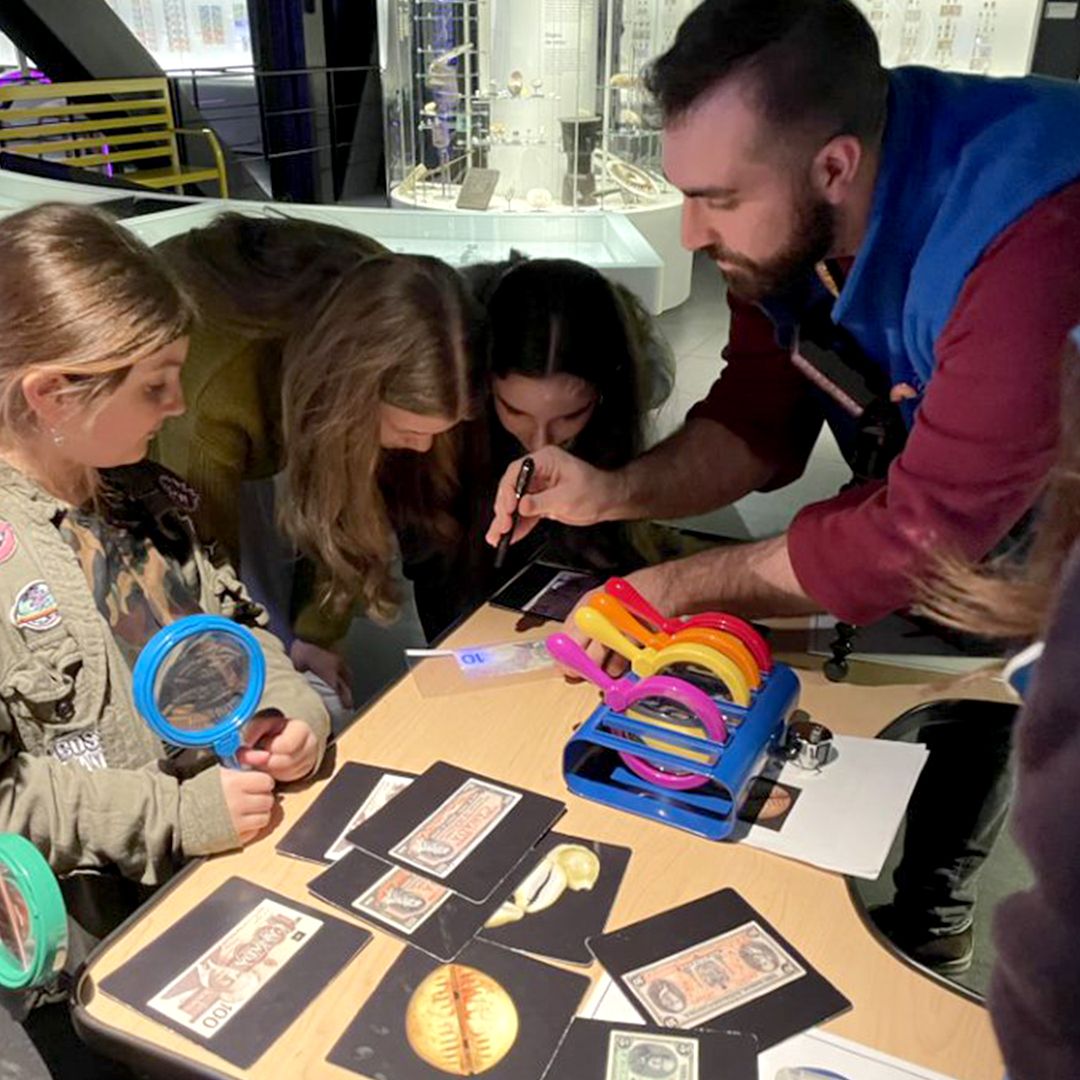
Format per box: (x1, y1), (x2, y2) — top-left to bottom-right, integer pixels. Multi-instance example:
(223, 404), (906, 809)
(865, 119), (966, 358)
(133, 614), (266, 769)
(0, 834), (67, 992)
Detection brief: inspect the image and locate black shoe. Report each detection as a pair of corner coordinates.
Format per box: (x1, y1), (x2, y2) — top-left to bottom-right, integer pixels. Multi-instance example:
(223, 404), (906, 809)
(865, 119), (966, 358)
(869, 904), (975, 976)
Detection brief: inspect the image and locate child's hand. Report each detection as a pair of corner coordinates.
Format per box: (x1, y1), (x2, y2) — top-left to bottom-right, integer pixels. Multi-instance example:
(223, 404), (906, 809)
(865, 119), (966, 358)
(238, 713), (320, 782)
(220, 768), (276, 845)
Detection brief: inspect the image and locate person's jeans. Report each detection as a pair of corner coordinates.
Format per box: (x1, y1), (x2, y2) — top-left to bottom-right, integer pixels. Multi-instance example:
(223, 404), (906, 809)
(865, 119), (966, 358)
(890, 699), (1016, 936)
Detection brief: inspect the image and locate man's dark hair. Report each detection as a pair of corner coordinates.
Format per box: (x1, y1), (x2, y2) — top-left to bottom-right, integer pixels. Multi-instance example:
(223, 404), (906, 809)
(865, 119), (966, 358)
(646, 0), (888, 142)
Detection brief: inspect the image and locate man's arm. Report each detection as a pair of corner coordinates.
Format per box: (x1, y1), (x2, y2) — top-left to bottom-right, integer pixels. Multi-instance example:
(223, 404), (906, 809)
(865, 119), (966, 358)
(625, 534), (822, 619)
(588, 181), (1080, 626)
(781, 181), (1080, 625)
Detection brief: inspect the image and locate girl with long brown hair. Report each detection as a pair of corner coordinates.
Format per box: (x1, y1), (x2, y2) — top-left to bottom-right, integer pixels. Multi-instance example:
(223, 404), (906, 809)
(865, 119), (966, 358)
(153, 214), (484, 718)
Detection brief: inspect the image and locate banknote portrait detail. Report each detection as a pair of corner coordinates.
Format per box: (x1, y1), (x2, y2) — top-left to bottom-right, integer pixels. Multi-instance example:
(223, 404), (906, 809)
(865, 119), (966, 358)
(606, 1029), (699, 1080)
(623, 921), (804, 1028)
(351, 867), (452, 934)
(389, 778), (521, 878)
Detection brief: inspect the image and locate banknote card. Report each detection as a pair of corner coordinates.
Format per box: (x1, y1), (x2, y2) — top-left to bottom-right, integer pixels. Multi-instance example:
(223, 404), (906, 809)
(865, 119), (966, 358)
(309, 848), (509, 962)
(478, 831), (631, 965)
(347, 761), (565, 902)
(326, 938), (589, 1080)
(276, 761), (416, 865)
(587, 888), (850, 1049)
(489, 560), (606, 621)
(99, 877), (370, 1068)
(540, 1018), (758, 1080)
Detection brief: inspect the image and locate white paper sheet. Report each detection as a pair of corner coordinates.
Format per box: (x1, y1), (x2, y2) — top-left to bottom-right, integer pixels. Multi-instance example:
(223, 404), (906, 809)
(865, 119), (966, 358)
(579, 975), (959, 1079)
(734, 736), (928, 880)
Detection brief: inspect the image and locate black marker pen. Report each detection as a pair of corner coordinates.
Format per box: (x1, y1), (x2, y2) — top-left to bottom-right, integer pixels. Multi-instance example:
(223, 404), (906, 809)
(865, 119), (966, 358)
(494, 457), (535, 569)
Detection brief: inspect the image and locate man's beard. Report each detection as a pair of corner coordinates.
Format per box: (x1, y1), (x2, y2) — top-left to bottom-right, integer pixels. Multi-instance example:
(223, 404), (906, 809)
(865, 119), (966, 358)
(706, 194), (836, 304)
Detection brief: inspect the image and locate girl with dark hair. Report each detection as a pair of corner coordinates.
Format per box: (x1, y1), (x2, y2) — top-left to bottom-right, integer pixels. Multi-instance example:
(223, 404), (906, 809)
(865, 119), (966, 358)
(400, 255), (677, 640)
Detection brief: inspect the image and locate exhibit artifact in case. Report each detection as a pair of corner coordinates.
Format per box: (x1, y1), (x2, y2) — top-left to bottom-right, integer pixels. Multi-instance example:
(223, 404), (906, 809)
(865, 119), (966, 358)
(377, 0), (695, 215)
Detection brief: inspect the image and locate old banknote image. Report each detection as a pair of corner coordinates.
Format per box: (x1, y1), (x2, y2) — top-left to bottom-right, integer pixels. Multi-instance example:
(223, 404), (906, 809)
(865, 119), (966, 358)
(390, 778), (521, 879)
(607, 1030), (698, 1080)
(624, 921), (804, 1028)
(352, 866), (452, 935)
(147, 899), (322, 1038)
(454, 641), (553, 680)
(324, 773), (414, 862)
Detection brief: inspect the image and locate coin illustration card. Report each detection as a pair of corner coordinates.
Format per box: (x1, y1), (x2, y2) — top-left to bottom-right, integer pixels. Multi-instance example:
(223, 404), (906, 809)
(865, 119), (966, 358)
(541, 1018), (758, 1079)
(478, 831), (631, 965)
(309, 848), (506, 962)
(346, 761), (566, 902)
(587, 888), (849, 1050)
(99, 877), (371, 1068)
(737, 777), (803, 833)
(276, 762), (416, 865)
(327, 938), (589, 1080)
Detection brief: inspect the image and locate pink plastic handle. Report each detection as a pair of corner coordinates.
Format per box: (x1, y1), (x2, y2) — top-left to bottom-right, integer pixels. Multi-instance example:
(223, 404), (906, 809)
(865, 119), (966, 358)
(545, 633), (620, 695)
(622, 676), (728, 744)
(606, 577), (773, 673)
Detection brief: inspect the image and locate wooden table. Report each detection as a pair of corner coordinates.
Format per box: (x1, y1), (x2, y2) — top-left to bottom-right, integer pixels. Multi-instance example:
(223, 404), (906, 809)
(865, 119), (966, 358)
(74, 607), (1009, 1079)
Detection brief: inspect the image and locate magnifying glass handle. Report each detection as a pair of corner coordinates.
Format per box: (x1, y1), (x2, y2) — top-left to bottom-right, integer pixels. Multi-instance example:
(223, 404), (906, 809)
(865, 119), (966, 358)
(573, 606), (642, 665)
(605, 577), (671, 633)
(545, 633), (620, 694)
(215, 732), (247, 771)
(588, 592), (661, 647)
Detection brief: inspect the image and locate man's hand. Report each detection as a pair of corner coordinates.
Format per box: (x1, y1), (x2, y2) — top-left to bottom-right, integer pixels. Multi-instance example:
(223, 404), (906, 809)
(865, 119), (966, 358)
(484, 447), (624, 547)
(238, 713), (320, 783)
(290, 639), (354, 710)
(563, 567), (672, 671)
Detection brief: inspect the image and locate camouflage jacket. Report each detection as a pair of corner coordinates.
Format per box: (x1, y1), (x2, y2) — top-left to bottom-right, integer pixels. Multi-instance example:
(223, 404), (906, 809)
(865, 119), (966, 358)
(0, 460), (329, 885)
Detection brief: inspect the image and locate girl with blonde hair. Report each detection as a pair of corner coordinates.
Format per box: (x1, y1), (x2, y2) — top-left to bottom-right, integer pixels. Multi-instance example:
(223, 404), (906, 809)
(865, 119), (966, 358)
(0, 203), (328, 890)
(154, 215), (484, 716)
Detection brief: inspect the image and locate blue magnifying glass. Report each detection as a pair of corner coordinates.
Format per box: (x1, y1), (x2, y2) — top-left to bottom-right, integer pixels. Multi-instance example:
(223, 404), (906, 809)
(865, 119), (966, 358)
(133, 614), (266, 769)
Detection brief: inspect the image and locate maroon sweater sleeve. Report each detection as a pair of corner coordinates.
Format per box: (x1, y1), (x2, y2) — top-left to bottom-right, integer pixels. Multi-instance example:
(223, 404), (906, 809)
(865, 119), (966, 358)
(687, 294), (824, 491)
(787, 180), (1080, 624)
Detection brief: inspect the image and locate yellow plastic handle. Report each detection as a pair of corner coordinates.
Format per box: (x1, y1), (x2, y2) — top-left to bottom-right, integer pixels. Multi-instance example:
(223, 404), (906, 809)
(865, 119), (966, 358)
(574, 605), (654, 674)
(670, 627), (762, 690)
(648, 641), (752, 706)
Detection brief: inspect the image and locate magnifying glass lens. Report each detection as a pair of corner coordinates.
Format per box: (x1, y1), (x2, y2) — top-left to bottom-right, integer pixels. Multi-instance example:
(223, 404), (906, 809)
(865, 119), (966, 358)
(664, 662), (731, 700)
(153, 631), (252, 733)
(630, 696), (703, 731)
(0, 864), (33, 975)
(624, 695), (713, 773)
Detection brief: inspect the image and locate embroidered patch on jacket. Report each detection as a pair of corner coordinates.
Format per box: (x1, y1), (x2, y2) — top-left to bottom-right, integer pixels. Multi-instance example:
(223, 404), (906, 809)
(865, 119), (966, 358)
(158, 473), (200, 513)
(10, 579), (61, 632)
(50, 729), (107, 771)
(0, 520), (16, 564)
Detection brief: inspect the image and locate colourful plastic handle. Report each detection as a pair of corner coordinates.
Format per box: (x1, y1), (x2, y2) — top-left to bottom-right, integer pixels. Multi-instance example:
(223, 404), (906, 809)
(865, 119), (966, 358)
(546, 633), (728, 791)
(574, 604), (651, 672)
(605, 577), (773, 672)
(589, 593), (762, 690)
(545, 632), (620, 695)
(577, 606), (752, 706)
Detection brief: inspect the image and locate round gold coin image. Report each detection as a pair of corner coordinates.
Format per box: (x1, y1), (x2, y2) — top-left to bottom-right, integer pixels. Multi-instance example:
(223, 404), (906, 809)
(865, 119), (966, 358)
(405, 963), (519, 1075)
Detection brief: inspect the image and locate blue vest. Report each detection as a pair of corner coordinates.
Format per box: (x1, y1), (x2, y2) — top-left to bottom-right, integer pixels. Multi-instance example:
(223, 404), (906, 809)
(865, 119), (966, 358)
(831, 66), (1080, 405)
